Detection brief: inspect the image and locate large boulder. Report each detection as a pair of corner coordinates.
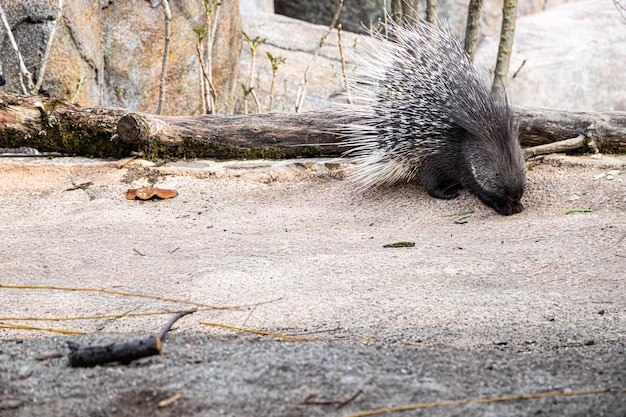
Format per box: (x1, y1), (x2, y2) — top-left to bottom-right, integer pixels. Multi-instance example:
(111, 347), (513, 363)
(273, 0), (571, 38)
(274, 0), (384, 34)
(240, 0), (274, 14)
(0, 0), (241, 115)
(476, 0), (626, 111)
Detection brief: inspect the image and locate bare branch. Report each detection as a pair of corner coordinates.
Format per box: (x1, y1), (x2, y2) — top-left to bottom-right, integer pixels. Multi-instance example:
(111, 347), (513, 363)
(156, 0), (172, 115)
(0, 4), (34, 94)
(34, 0), (64, 94)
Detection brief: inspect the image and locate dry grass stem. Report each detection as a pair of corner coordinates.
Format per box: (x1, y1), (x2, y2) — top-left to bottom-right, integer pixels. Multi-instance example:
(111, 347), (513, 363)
(0, 284), (261, 310)
(0, 323), (86, 335)
(344, 387), (626, 416)
(158, 393), (181, 408)
(200, 321), (332, 342)
(0, 309), (205, 322)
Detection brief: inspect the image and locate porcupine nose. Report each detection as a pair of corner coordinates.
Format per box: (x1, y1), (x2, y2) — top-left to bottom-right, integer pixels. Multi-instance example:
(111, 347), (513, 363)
(509, 190), (523, 202)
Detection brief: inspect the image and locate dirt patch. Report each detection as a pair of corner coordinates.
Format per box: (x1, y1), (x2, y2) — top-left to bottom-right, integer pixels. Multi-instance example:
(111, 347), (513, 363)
(0, 155), (625, 416)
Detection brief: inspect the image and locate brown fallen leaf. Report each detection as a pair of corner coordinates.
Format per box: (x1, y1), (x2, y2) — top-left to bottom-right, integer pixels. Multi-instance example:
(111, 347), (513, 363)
(126, 187), (178, 200)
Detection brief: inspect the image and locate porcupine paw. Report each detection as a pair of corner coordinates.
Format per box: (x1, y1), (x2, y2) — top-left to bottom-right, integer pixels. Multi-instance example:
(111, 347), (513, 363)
(426, 183), (462, 200)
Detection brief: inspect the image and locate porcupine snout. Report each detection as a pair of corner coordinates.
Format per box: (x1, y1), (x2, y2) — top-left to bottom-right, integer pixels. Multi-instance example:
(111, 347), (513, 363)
(465, 141), (526, 216)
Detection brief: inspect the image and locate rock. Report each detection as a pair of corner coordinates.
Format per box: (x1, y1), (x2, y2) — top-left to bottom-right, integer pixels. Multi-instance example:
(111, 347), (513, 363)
(0, 0), (242, 115)
(275, 0), (384, 34)
(273, 0), (571, 39)
(476, 0), (626, 111)
(240, 0), (274, 14)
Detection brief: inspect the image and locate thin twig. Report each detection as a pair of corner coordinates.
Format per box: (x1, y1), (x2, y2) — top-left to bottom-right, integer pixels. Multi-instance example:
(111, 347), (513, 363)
(156, 0), (172, 115)
(266, 52), (285, 113)
(200, 321), (333, 342)
(0, 323), (86, 335)
(299, 389), (363, 408)
(336, 389), (363, 408)
(0, 4), (34, 94)
(294, 0), (344, 113)
(206, 1), (220, 113)
(0, 284), (251, 310)
(511, 58), (527, 79)
(242, 32), (265, 114)
(196, 41), (212, 113)
(0, 309), (210, 322)
(158, 393), (181, 408)
(34, 0), (64, 94)
(71, 75), (86, 103)
(337, 24), (352, 104)
(250, 89), (261, 113)
(157, 310), (195, 340)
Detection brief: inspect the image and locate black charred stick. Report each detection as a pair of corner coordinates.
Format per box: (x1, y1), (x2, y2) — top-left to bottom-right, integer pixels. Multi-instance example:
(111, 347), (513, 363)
(67, 310), (195, 367)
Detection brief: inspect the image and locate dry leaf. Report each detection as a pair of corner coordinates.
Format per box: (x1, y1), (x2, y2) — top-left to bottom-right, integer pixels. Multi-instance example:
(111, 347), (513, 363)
(126, 188), (178, 200)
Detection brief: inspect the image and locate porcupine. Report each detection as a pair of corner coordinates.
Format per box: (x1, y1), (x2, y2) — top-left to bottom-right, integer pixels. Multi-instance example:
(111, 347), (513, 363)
(340, 19), (526, 215)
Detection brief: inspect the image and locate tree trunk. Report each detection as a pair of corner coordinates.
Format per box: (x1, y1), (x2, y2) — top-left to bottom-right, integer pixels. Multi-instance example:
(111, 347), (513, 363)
(1, 92), (624, 159)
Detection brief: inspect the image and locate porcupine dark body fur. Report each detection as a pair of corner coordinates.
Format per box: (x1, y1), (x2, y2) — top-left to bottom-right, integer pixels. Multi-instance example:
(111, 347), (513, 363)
(340, 19), (526, 215)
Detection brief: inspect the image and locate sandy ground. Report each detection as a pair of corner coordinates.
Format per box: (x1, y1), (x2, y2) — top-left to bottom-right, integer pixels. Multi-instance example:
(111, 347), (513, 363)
(0, 155), (625, 416)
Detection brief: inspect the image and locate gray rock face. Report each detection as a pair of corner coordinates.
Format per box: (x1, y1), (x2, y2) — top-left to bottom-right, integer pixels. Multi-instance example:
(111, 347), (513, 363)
(275, 0), (385, 33)
(0, 0), (241, 115)
(476, 0), (626, 111)
(272, 0), (572, 39)
(240, 0), (274, 14)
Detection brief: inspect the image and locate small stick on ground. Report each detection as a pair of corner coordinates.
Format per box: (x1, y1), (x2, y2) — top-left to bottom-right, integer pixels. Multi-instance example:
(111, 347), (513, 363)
(299, 388), (363, 408)
(335, 389), (364, 408)
(67, 310), (195, 367)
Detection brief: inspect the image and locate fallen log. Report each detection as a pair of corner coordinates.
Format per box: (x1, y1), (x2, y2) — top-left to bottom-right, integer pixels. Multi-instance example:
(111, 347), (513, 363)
(1, 91), (624, 159)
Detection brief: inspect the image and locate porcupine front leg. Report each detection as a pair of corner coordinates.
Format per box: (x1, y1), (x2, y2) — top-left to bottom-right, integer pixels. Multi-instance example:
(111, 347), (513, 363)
(419, 164), (463, 200)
